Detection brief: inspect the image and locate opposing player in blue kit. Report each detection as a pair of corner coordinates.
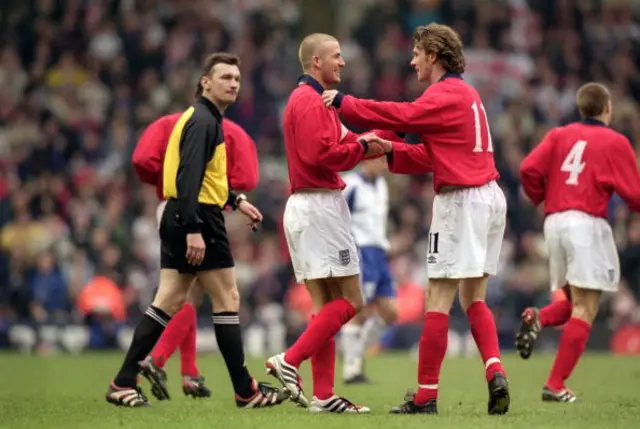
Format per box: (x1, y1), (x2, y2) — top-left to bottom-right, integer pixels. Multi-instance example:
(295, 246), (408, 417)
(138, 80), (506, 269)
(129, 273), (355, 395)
(340, 156), (398, 384)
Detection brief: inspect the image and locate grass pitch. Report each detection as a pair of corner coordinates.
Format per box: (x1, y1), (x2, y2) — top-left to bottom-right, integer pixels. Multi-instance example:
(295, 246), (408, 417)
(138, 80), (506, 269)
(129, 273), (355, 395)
(0, 352), (639, 429)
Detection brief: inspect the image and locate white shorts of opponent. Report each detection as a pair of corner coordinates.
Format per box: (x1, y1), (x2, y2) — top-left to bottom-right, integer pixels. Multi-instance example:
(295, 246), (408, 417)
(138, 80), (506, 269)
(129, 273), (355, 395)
(544, 210), (619, 293)
(156, 200), (168, 230)
(427, 180), (507, 279)
(284, 190), (360, 283)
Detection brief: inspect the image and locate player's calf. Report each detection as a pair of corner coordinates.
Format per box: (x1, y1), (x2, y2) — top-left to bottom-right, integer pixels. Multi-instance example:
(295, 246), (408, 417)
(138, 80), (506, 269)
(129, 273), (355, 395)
(543, 286), (598, 399)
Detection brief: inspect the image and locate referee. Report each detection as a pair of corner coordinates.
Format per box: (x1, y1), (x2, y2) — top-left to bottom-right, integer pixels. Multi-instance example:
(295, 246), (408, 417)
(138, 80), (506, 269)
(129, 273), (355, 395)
(106, 53), (289, 409)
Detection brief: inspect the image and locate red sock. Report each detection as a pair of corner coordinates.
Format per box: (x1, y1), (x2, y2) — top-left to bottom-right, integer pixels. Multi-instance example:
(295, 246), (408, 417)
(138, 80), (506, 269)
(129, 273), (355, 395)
(310, 315), (336, 400)
(179, 304), (199, 377)
(285, 298), (355, 367)
(539, 300), (572, 327)
(414, 312), (448, 405)
(151, 303), (195, 368)
(467, 301), (505, 381)
(546, 317), (591, 391)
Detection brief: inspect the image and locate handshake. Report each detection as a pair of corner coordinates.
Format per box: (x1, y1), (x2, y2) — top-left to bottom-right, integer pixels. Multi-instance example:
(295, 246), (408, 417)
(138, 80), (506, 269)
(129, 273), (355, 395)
(358, 132), (393, 158)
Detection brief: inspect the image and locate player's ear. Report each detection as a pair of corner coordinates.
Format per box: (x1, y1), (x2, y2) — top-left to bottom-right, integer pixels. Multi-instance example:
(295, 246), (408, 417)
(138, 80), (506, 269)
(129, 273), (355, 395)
(200, 76), (210, 89)
(311, 54), (321, 69)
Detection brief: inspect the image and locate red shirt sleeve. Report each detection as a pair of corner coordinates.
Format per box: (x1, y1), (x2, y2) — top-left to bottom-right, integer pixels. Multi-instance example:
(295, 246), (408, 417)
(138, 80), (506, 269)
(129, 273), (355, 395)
(297, 104), (365, 172)
(132, 114), (178, 185)
(339, 126), (405, 160)
(223, 119), (259, 192)
(387, 142), (432, 174)
(338, 93), (446, 134)
(603, 136), (640, 212)
(520, 130), (554, 205)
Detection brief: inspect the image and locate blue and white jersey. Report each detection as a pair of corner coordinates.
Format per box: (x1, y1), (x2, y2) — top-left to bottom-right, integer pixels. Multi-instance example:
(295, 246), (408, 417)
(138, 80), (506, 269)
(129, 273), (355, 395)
(342, 172), (389, 251)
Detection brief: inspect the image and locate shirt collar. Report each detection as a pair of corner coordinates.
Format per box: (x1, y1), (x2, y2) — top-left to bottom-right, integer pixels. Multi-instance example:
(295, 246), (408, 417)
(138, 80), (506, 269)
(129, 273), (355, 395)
(438, 72), (463, 82)
(581, 117), (606, 127)
(297, 74), (325, 95)
(197, 96), (223, 121)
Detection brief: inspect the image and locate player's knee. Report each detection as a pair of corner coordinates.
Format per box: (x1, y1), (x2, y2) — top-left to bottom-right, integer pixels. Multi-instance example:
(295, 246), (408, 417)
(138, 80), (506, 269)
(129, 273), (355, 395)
(345, 294), (365, 313)
(458, 276), (488, 312)
(380, 305), (398, 325)
(152, 289), (188, 316)
(570, 290), (600, 324)
(459, 296), (484, 313)
(426, 280), (458, 313)
(186, 282), (204, 306)
(212, 287), (240, 313)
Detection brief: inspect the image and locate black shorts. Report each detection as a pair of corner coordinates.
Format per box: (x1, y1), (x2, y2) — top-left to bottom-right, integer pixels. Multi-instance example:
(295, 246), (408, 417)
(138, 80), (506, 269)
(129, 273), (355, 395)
(159, 200), (234, 274)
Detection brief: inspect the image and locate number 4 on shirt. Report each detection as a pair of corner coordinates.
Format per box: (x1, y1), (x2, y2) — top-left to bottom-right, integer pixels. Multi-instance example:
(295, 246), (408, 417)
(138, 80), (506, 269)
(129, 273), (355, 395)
(472, 102), (494, 153)
(561, 140), (587, 185)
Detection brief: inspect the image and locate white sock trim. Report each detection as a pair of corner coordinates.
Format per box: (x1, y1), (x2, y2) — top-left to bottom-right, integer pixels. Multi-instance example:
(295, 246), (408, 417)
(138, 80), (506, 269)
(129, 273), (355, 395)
(485, 357), (501, 369)
(418, 384), (438, 390)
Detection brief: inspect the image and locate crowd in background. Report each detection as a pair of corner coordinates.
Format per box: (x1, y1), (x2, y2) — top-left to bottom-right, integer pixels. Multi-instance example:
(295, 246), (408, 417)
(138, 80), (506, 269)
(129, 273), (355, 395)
(1, 0), (640, 354)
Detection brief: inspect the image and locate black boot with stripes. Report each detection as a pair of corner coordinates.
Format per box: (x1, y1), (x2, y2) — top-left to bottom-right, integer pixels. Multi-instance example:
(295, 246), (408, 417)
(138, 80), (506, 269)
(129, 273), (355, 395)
(265, 353), (309, 407)
(308, 395), (371, 413)
(105, 382), (151, 407)
(235, 378), (290, 408)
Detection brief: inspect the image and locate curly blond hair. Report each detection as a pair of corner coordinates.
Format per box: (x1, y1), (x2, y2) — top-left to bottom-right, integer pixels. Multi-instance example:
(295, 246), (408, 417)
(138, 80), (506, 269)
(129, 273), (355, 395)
(413, 23), (465, 74)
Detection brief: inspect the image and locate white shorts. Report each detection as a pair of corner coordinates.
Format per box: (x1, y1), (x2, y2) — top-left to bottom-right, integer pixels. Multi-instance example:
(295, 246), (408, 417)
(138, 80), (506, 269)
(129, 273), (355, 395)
(427, 181), (506, 279)
(544, 210), (619, 292)
(284, 191), (360, 283)
(156, 200), (168, 229)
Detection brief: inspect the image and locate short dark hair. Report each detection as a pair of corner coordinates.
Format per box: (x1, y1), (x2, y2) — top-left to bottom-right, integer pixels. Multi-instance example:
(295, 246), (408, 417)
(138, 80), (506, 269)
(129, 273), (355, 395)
(195, 52), (241, 97)
(413, 23), (465, 74)
(576, 82), (610, 118)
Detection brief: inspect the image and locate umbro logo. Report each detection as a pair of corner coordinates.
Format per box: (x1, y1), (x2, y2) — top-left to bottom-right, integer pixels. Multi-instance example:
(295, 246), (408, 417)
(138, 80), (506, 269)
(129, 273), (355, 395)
(427, 255), (437, 264)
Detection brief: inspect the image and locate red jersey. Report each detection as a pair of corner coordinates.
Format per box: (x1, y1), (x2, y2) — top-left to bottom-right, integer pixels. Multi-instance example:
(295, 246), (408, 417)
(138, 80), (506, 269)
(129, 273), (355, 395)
(132, 114), (259, 200)
(387, 142), (433, 175)
(335, 73), (499, 193)
(520, 118), (640, 218)
(283, 75), (367, 192)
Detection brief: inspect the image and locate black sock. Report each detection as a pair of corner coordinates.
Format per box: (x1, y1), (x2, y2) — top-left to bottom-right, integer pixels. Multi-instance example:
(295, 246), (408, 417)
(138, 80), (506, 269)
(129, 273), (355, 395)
(114, 306), (171, 388)
(212, 312), (253, 398)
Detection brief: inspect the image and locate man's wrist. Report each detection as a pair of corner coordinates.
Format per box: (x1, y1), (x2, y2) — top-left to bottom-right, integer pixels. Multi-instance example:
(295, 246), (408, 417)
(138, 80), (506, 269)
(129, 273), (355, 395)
(233, 193), (247, 210)
(358, 139), (369, 155)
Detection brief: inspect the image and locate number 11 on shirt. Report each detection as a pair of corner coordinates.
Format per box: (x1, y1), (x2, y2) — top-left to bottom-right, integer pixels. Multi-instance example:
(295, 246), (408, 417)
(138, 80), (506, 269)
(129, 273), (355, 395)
(472, 102), (494, 153)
